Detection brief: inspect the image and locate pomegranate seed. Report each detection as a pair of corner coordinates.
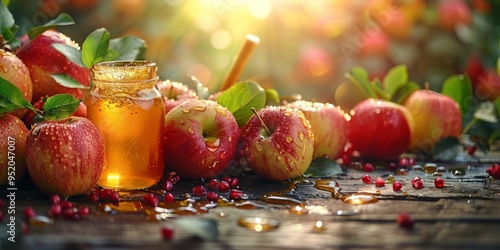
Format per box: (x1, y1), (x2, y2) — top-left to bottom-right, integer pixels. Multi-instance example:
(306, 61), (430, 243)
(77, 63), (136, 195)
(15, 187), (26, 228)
(24, 206), (36, 219)
(48, 204), (62, 218)
(486, 164), (500, 179)
(62, 208), (77, 220)
(219, 181), (230, 192)
(192, 185), (207, 196)
(78, 206), (91, 216)
(388, 162), (398, 171)
(22, 224), (30, 235)
(50, 194), (61, 205)
(101, 189), (112, 200)
(0, 198), (4, 208)
(89, 192), (100, 202)
(397, 212), (415, 228)
(108, 191), (120, 203)
(412, 179), (424, 189)
(60, 200), (73, 209)
(163, 181), (174, 191)
(361, 174), (372, 184)
(407, 158), (416, 166)
(143, 194), (159, 207)
(467, 146), (477, 156)
(230, 177), (239, 188)
(392, 181), (402, 191)
(375, 177), (385, 187)
(207, 192), (219, 202)
(434, 177), (445, 188)
(208, 179), (219, 190)
(363, 163), (374, 172)
(341, 155), (351, 166)
(229, 189), (244, 200)
(221, 175), (231, 183)
(398, 157), (409, 167)
(161, 225), (174, 240)
(411, 176), (421, 185)
(164, 192), (175, 203)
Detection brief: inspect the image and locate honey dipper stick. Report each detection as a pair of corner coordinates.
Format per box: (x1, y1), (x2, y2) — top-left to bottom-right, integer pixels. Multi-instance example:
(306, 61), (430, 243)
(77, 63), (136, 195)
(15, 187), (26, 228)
(220, 34), (260, 91)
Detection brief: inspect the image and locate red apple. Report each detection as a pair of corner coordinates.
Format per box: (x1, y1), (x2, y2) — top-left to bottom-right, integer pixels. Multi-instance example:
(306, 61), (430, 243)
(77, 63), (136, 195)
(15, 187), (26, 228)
(359, 30), (390, 56)
(157, 80), (198, 114)
(163, 99), (240, 179)
(25, 117), (105, 197)
(22, 96), (87, 129)
(16, 30), (90, 101)
(241, 106), (314, 181)
(403, 90), (462, 154)
(287, 101), (349, 159)
(349, 99), (415, 161)
(474, 70), (500, 101)
(437, 0), (472, 31)
(0, 49), (33, 118)
(0, 114), (29, 185)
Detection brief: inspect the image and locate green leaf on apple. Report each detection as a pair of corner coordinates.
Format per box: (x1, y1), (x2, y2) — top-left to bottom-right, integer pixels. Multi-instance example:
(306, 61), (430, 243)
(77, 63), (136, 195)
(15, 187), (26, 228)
(441, 74), (472, 115)
(432, 137), (462, 162)
(217, 81), (266, 126)
(42, 94), (81, 121)
(0, 77), (35, 114)
(107, 36), (147, 61)
(50, 74), (89, 89)
(383, 64), (408, 99)
(51, 43), (86, 68)
(345, 67), (376, 99)
(303, 158), (342, 177)
(474, 102), (498, 123)
(82, 28), (110, 68)
(391, 81), (420, 104)
(27, 13), (75, 39)
(265, 89), (280, 106)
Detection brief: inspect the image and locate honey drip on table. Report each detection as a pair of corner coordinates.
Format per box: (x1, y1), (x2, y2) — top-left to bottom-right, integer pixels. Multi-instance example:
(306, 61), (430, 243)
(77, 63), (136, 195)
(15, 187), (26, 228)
(314, 179), (378, 204)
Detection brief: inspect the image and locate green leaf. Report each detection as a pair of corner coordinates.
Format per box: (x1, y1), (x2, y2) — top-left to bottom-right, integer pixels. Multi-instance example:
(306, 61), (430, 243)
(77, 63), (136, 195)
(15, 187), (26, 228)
(51, 43), (85, 68)
(1, 26), (14, 41)
(372, 78), (388, 99)
(217, 81), (266, 126)
(489, 130), (500, 144)
(265, 89), (280, 106)
(474, 102), (498, 123)
(0, 1), (14, 31)
(81, 28), (110, 68)
(43, 94), (80, 120)
(183, 75), (210, 100)
(495, 97), (500, 117)
(432, 137), (462, 162)
(50, 74), (89, 89)
(108, 36), (147, 61)
(303, 158), (342, 177)
(27, 13), (75, 39)
(383, 65), (408, 99)
(345, 67), (377, 99)
(0, 77), (34, 114)
(102, 49), (120, 62)
(391, 81), (420, 104)
(441, 74), (472, 115)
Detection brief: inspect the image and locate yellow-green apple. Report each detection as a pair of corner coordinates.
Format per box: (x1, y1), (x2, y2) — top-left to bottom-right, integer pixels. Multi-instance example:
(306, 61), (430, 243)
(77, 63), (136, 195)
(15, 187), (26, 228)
(22, 96), (87, 129)
(157, 80), (198, 114)
(240, 106), (314, 181)
(0, 49), (33, 118)
(0, 114), (29, 185)
(403, 89), (462, 154)
(349, 99), (415, 161)
(474, 70), (500, 101)
(16, 30), (90, 101)
(163, 99), (240, 179)
(287, 100), (349, 159)
(437, 0), (471, 31)
(25, 117), (105, 197)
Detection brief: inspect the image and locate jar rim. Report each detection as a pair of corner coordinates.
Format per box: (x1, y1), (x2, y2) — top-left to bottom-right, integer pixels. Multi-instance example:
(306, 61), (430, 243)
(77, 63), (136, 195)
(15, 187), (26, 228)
(93, 60), (156, 69)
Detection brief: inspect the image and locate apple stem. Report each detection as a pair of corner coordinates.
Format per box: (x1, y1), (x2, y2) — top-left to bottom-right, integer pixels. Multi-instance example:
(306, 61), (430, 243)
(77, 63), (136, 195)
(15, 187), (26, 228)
(425, 82), (430, 91)
(250, 107), (271, 136)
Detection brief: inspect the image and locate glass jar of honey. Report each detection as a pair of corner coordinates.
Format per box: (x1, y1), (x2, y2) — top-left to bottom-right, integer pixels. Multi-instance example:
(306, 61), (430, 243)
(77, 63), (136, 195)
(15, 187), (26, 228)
(87, 61), (165, 190)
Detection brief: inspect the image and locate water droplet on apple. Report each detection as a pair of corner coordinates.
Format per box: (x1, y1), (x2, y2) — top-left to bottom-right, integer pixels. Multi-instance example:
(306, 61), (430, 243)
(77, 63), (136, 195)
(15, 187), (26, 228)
(219, 150), (229, 159)
(256, 143), (263, 152)
(284, 111), (292, 117)
(227, 135), (232, 142)
(298, 131), (304, 141)
(179, 118), (185, 124)
(285, 135), (293, 143)
(299, 116), (309, 128)
(206, 138), (221, 152)
(188, 127), (195, 134)
(182, 109), (190, 113)
(279, 150), (285, 155)
(215, 106), (226, 116)
(192, 105), (206, 112)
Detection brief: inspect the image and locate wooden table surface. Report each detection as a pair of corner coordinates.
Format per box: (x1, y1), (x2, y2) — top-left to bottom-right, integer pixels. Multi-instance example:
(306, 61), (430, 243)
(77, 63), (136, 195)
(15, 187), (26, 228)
(1, 153), (500, 250)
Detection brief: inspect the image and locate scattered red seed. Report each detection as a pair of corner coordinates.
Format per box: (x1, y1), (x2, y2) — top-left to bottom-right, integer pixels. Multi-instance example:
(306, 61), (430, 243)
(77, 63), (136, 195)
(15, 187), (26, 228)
(375, 177), (385, 187)
(392, 181), (402, 191)
(434, 177), (445, 188)
(108, 191), (120, 203)
(388, 162), (398, 171)
(397, 212), (415, 228)
(398, 157), (410, 167)
(363, 163), (374, 172)
(89, 192), (100, 202)
(192, 185), (207, 196)
(163, 180), (174, 191)
(22, 224), (30, 235)
(486, 163), (500, 179)
(143, 194), (159, 207)
(207, 192), (219, 202)
(24, 206), (36, 219)
(50, 194), (61, 205)
(78, 206), (91, 216)
(341, 155), (351, 166)
(219, 181), (230, 192)
(229, 189), (244, 200)
(62, 207), (78, 220)
(161, 225), (174, 240)
(407, 158), (416, 167)
(60, 200), (73, 209)
(164, 192), (175, 203)
(221, 175), (232, 183)
(466, 146), (477, 156)
(101, 189), (112, 200)
(411, 176), (421, 186)
(48, 204), (62, 218)
(412, 179), (424, 189)
(361, 174), (372, 184)
(208, 179), (219, 190)
(230, 177), (239, 188)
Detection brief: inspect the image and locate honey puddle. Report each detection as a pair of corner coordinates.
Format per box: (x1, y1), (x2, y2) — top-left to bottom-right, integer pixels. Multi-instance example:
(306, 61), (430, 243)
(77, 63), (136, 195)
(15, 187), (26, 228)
(314, 179), (378, 204)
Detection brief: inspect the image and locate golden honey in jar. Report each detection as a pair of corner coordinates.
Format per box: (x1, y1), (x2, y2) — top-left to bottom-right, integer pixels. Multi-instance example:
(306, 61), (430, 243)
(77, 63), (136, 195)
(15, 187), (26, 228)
(87, 61), (165, 190)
